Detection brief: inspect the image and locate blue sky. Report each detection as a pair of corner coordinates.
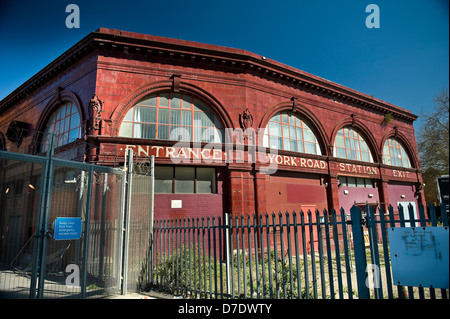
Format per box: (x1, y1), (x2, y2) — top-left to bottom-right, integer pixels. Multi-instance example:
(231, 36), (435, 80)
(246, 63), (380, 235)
(0, 0), (448, 129)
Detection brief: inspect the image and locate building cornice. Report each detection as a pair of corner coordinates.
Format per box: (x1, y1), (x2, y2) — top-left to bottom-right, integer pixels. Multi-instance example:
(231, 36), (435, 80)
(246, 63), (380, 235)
(0, 28), (418, 123)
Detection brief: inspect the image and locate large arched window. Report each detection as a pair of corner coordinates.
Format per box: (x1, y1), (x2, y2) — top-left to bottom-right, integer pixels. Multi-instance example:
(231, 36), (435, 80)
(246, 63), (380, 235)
(333, 126), (374, 162)
(40, 102), (82, 152)
(263, 112), (322, 155)
(119, 92), (224, 143)
(382, 137), (412, 168)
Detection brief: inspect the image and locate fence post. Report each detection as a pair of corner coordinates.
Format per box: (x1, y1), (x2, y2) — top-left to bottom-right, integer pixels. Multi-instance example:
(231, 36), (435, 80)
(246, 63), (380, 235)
(35, 133), (56, 299)
(147, 155), (155, 286)
(121, 148), (133, 295)
(81, 166), (94, 298)
(350, 205), (370, 299)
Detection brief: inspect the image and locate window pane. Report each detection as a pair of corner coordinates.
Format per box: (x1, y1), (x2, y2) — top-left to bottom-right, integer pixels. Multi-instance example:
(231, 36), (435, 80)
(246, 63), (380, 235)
(335, 135), (345, 148)
(283, 138), (291, 151)
(158, 125), (169, 140)
(159, 108), (170, 124)
(182, 96), (192, 109)
(214, 128), (223, 143)
(304, 129), (315, 142)
(297, 141), (304, 153)
(347, 177), (356, 187)
(347, 149), (353, 160)
(197, 168), (216, 193)
(170, 110), (181, 125)
(155, 166), (173, 193)
(290, 140), (297, 152)
(336, 147), (346, 158)
(171, 126), (190, 141)
(133, 123), (142, 138)
(57, 106), (63, 120)
(69, 128), (80, 141)
(296, 127), (303, 140)
(356, 178), (365, 187)
(282, 125), (289, 138)
(272, 113), (281, 122)
(182, 110), (192, 126)
(289, 126), (296, 140)
(171, 94), (181, 109)
(269, 136), (281, 149)
(136, 106), (156, 123)
(64, 116), (70, 131)
(159, 93), (169, 107)
(269, 122), (281, 136)
(123, 108), (134, 121)
(141, 124), (156, 139)
(193, 126), (202, 142)
(71, 112), (80, 127)
(361, 152), (371, 162)
(202, 112), (214, 127)
(201, 128), (214, 143)
(305, 142), (317, 154)
(194, 111), (202, 125)
(119, 122), (132, 137)
(175, 167), (195, 193)
(138, 96), (157, 106)
(360, 141), (369, 152)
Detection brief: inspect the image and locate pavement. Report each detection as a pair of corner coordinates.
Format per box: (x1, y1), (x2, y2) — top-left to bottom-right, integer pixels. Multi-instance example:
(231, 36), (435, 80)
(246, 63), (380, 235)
(103, 290), (173, 299)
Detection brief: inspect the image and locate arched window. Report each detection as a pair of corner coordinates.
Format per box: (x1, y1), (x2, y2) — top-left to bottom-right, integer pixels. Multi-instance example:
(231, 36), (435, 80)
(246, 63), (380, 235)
(382, 137), (412, 168)
(263, 112), (322, 155)
(333, 126), (374, 162)
(119, 92), (224, 143)
(40, 102), (82, 152)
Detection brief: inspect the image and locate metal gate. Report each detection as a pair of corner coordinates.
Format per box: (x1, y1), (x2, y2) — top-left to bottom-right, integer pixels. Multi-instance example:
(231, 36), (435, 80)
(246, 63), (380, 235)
(0, 136), (126, 299)
(351, 202), (449, 299)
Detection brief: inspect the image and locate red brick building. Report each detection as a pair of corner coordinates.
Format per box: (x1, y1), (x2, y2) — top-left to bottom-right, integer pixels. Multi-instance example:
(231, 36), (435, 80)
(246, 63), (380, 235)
(0, 28), (425, 222)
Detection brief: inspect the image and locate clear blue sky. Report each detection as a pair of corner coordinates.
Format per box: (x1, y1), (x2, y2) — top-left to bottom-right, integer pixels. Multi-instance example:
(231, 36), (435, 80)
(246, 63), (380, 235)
(0, 0), (448, 129)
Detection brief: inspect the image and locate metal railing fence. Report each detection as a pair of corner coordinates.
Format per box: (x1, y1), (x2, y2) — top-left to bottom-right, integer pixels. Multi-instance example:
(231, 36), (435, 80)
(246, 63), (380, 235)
(147, 204), (449, 299)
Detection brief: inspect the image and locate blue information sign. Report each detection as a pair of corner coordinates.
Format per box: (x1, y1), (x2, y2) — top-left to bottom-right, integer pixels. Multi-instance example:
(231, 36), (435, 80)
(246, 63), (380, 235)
(54, 217), (82, 240)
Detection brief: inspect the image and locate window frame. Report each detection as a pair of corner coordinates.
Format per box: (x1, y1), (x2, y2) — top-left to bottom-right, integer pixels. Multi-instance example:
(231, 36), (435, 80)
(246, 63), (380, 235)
(333, 126), (374, 163)
(154, 166), (217, 194)
(382, 137), (412, 168)
(263, 111), (322, 155)
(39, 102), (82, 153)
(338, 176), (375, 188)
(119, 92), (224, 143)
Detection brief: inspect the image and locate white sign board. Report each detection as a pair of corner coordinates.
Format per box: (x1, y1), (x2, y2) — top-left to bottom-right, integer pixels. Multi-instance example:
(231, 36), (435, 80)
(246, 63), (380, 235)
(171, 200), (182, 209)
(388, 227), (449, 289)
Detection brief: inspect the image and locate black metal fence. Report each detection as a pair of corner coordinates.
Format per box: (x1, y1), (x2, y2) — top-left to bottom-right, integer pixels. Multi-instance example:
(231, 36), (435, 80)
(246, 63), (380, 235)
(148, 203), (449, 299)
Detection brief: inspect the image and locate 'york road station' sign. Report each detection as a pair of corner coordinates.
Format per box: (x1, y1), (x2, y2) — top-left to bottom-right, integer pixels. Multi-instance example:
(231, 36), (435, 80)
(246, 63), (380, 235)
(54, 217), (82, 240)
